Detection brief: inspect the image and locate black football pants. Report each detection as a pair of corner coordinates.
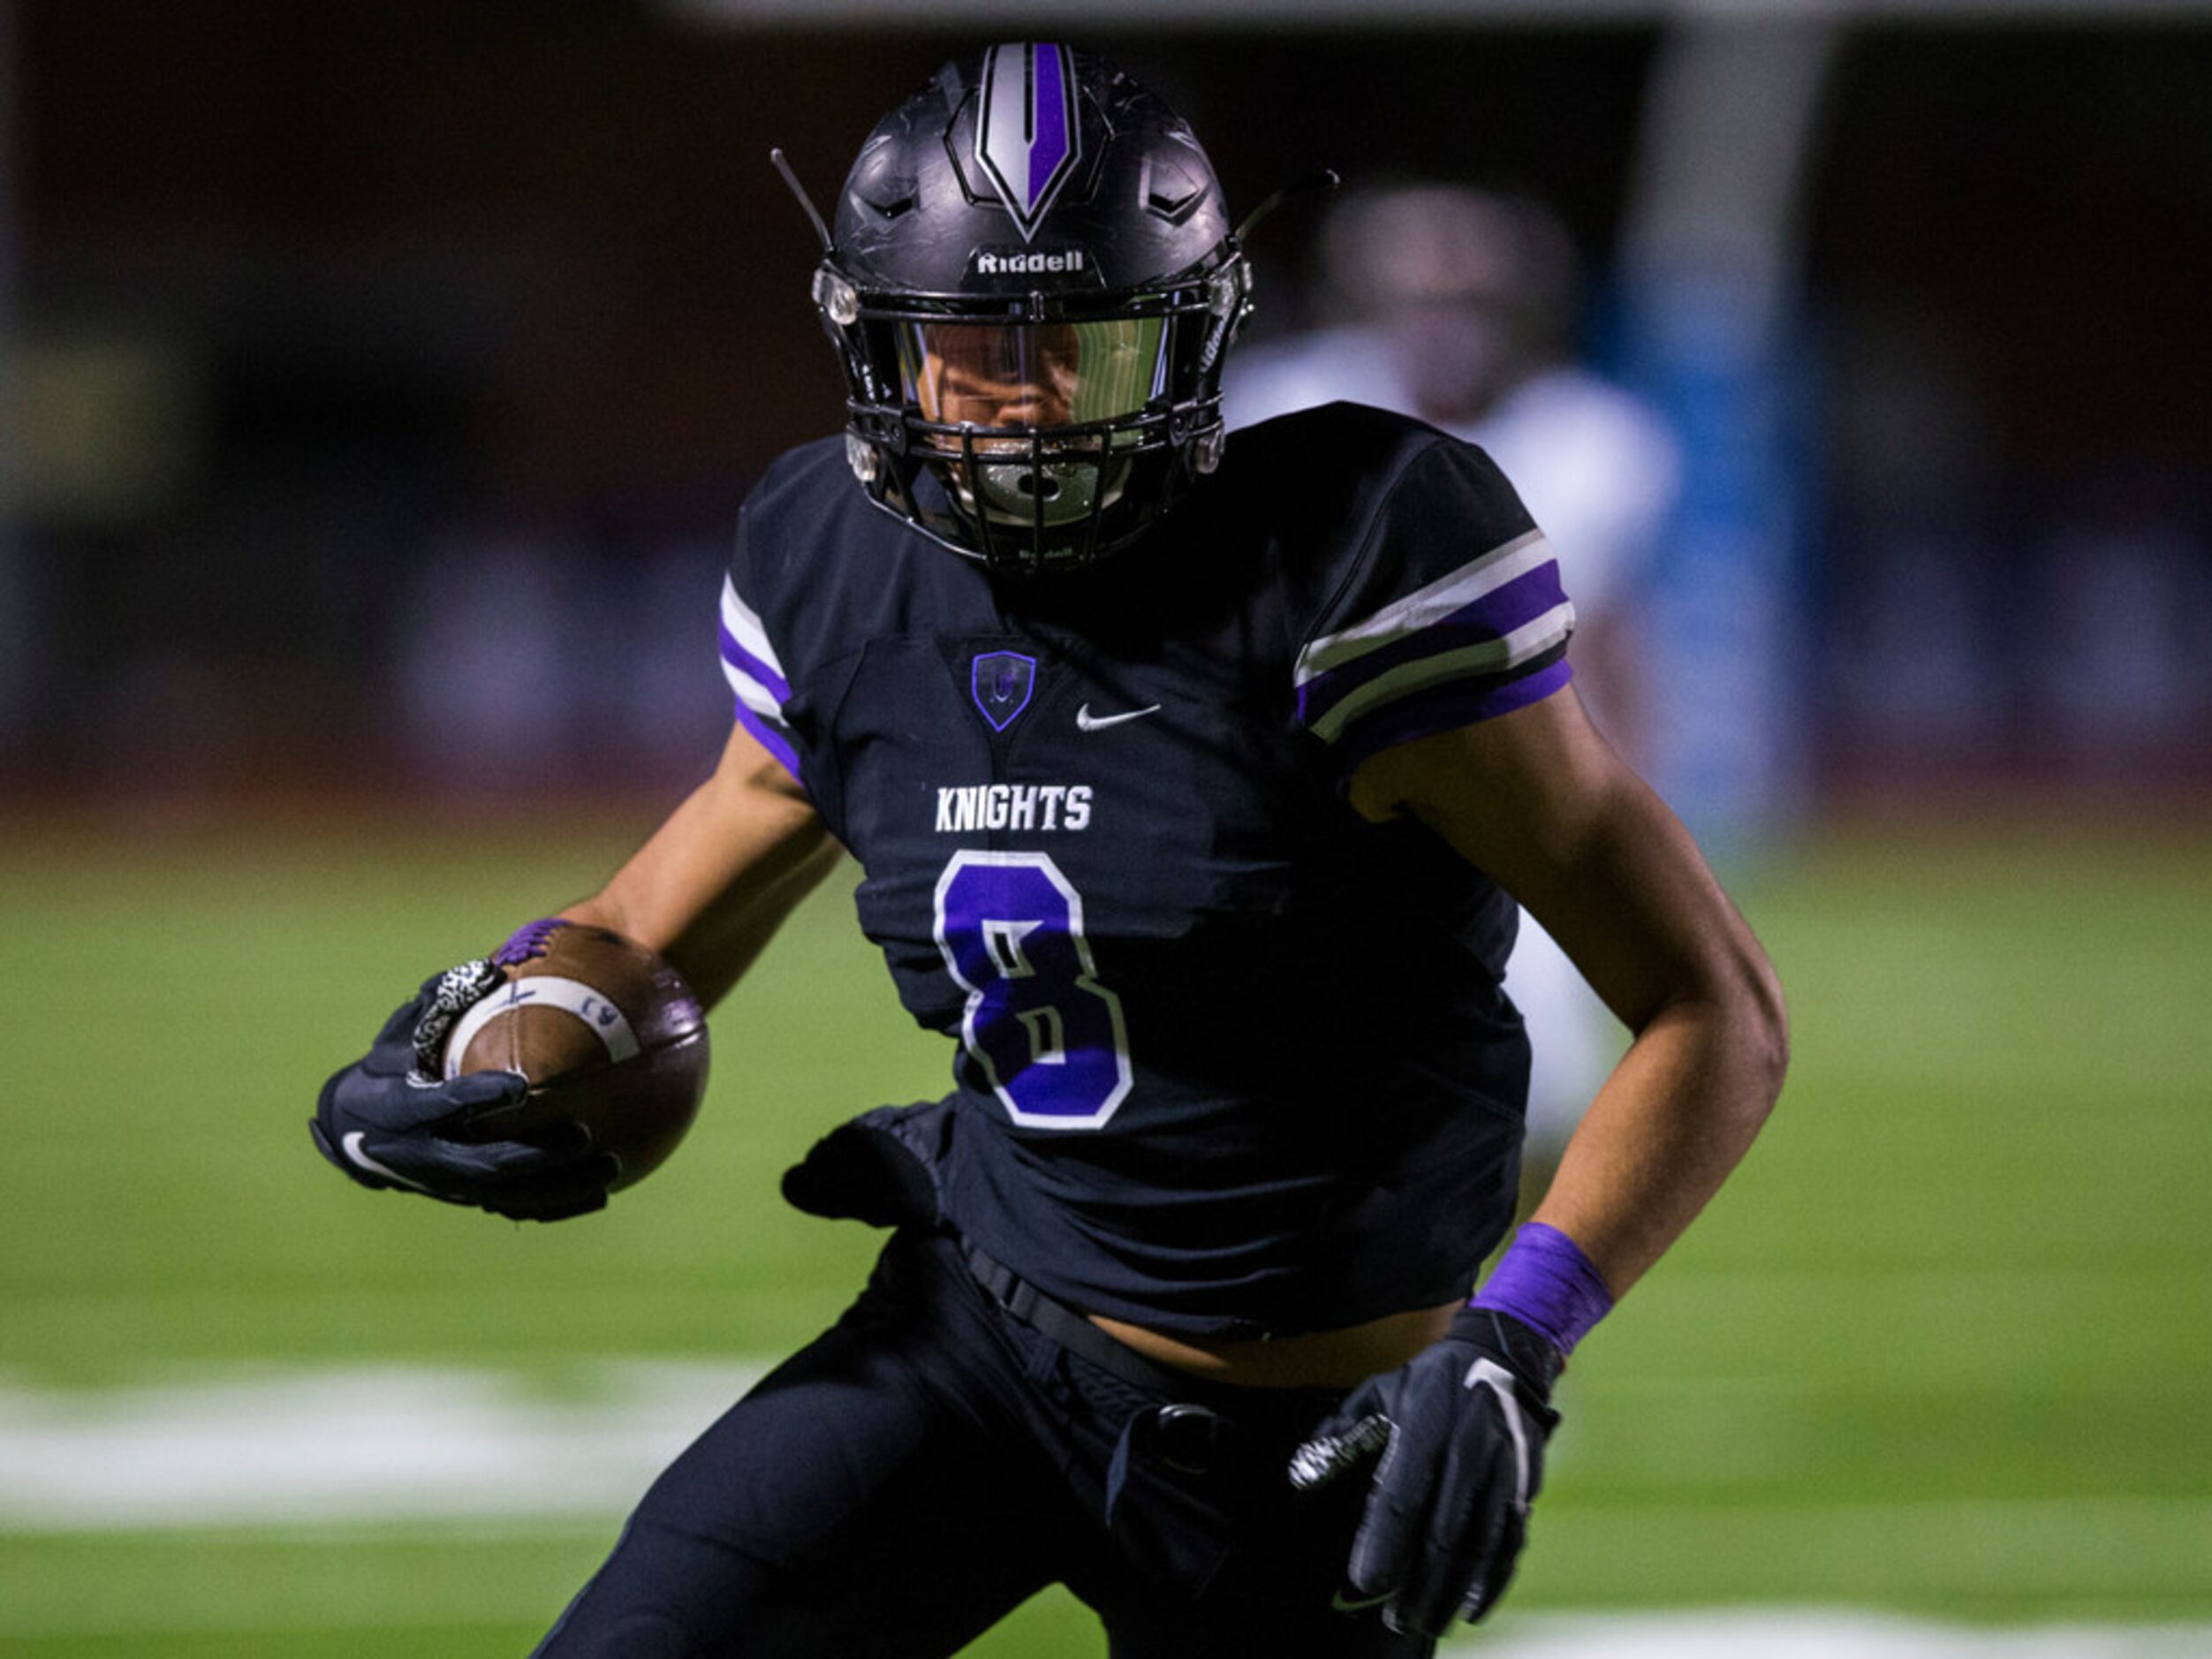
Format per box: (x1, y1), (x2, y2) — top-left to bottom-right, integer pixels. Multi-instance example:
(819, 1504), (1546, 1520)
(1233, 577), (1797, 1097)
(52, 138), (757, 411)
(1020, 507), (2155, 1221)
(532, 1228), (1437, 1658)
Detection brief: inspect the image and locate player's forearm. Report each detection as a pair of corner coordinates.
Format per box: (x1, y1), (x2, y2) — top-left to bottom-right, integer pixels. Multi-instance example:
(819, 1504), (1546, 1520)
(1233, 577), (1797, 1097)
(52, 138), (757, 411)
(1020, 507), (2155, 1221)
(1527, 954), (1787, 1300)
(563, 729), (842, 1008)
(565, 805), (838, 1008)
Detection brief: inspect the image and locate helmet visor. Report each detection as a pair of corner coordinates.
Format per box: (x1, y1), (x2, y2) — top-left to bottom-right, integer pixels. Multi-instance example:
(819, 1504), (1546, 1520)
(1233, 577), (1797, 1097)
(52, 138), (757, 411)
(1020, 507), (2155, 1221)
(897, 318), (1169, 436)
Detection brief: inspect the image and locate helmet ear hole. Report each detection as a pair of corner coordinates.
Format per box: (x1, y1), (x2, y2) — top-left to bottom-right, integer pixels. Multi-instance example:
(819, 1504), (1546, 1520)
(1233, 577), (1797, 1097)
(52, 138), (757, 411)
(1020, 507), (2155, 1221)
(817, 43), (1245, 572)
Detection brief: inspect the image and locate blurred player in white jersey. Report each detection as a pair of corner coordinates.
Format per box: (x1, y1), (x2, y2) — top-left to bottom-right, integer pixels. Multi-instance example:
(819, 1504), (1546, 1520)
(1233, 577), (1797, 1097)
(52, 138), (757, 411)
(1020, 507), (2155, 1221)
(1225, 182), (1682, 1158)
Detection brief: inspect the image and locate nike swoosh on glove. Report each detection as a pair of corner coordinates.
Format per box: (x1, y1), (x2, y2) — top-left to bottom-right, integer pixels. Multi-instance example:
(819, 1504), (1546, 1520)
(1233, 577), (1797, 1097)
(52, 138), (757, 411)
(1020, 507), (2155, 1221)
(310, 963), (617, 1222)
(1289, 1305), (1563, 1636)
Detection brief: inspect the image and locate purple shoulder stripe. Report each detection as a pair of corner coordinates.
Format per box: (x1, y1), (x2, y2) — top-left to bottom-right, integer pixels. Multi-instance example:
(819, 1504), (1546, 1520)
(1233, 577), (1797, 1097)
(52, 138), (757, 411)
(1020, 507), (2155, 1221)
(1292, 526), (1576, 751)
(1330, 655), (1572, 773)
(718, 619), (792, 705)
(717, 573), (801, 786)
(732, 697), (803, 782)
(1297, 559), (1569, 738)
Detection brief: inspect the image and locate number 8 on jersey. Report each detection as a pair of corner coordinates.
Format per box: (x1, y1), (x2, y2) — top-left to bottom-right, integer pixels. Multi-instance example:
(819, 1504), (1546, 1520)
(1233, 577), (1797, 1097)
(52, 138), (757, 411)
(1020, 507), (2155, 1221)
(933, 851), (1133, 1129)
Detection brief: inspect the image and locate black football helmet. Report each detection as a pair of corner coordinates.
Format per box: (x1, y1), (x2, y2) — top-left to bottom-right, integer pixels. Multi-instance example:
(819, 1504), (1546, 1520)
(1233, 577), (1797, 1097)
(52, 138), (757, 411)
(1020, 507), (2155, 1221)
(807, 43), (1252, 572)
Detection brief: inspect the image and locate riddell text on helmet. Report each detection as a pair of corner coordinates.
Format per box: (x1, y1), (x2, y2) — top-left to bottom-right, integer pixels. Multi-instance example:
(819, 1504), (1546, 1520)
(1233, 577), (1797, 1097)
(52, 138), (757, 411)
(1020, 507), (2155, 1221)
(970, 247), (1089, 276)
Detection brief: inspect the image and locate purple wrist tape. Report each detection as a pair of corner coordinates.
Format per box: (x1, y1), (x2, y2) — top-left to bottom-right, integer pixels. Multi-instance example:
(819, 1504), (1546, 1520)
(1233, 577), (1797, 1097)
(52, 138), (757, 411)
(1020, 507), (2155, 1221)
(493, 917), (571, 967)
(1470, 1222), (1615, 1355)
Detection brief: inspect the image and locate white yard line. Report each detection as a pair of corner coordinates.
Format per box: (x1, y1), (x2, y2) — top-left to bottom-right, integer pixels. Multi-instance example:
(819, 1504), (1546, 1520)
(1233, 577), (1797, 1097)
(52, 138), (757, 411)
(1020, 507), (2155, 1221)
(0, 1360), (766, 1530)
(4, 1366), (2211, 1656)
(1467, 1610), (2212, 1656)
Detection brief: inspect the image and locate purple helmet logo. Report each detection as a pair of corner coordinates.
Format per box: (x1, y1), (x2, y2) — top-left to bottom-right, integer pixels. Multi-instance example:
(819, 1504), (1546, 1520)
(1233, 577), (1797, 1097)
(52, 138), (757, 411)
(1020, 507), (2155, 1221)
(973, 42), (1082, 244)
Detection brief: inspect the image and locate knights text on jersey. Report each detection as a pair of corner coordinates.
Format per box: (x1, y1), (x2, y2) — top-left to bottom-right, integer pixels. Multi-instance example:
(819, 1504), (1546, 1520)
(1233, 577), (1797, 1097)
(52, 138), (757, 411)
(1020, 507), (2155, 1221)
(718, 402), (1578, 1338)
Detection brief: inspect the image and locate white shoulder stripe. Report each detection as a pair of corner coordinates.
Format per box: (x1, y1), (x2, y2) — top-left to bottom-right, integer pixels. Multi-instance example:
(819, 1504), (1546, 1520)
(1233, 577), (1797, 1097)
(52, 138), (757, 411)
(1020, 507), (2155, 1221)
(1296, 529), (1552, 688)
(1308, 601), (1575, 743)
(720, 656), (793, 731)
(719, 576), (787, 679)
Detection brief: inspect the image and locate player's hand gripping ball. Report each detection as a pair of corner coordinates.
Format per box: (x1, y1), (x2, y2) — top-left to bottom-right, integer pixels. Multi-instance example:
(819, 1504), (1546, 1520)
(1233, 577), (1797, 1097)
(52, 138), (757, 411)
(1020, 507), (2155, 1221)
(443, 919), (711, 1189)
(312, 920), (709, 1221)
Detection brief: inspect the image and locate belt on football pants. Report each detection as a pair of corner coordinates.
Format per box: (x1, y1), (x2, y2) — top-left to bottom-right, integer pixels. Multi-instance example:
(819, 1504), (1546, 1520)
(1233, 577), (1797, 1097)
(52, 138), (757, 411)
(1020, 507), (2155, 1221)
(957, 1237), (1246, 1518)
(958, 1237), (1193, 1394)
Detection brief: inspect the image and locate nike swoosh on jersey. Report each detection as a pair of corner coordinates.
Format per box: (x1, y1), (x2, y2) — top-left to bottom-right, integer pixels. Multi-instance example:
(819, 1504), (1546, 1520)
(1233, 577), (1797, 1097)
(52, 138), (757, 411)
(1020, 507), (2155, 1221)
(1329, 1588), (1393, 1612)
(1074, 702), (1162, 731)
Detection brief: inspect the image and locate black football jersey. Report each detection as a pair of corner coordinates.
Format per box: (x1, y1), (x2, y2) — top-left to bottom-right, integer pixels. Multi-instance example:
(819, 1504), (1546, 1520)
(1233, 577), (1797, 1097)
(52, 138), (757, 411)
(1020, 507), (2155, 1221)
(718, 403), (1578, 1338)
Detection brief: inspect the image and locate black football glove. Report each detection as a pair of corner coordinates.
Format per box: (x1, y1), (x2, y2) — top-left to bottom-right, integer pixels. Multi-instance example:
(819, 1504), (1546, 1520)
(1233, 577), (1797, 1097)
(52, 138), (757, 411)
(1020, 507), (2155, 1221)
(309, 960), (617, 1222)
(1289, 1306), (1563, 1636)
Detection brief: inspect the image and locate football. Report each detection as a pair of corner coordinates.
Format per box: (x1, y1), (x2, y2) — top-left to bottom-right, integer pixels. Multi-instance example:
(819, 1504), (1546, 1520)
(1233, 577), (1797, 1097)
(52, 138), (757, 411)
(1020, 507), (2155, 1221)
(441, 922), (710, 1193)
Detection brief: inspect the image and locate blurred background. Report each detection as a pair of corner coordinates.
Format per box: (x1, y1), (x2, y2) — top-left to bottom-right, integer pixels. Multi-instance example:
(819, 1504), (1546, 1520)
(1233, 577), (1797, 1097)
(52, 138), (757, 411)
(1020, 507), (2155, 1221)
(3, 2), (2208, 1655)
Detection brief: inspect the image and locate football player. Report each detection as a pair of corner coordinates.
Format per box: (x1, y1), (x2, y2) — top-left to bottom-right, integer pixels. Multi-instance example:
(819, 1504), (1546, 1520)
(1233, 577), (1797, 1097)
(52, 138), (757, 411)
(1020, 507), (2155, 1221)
(313, 43), (1786, 1657)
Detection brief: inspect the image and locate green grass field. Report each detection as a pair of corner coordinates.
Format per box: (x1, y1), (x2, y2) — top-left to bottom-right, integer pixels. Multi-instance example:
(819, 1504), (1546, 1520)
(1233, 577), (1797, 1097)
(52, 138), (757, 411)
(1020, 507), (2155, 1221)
(3, 809), (2208, 1655)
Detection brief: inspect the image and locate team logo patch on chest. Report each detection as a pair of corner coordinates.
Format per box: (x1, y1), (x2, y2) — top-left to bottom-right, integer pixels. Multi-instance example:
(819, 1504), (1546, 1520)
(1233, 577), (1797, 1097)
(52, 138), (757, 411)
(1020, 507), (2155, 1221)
(971, 650), (1038, 732)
